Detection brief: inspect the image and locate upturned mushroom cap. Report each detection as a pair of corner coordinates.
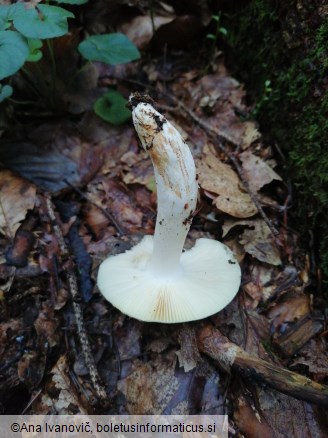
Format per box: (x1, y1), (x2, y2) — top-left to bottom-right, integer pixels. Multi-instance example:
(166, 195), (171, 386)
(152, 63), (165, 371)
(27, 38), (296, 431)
(97, 93), (241, 323)
(97, 235), (241, 323)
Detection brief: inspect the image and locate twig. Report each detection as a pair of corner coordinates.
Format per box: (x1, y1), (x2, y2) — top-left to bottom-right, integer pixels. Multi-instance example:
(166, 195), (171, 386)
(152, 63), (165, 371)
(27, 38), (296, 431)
(45, 196), (107, 401)
(21, 389), (42, 415)
(197, 324), (328, 406)
(64, 179), (125, 236)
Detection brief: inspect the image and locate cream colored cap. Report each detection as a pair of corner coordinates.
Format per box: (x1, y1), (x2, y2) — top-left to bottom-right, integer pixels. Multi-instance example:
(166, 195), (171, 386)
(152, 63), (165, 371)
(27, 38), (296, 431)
(97, 236), (241, 323)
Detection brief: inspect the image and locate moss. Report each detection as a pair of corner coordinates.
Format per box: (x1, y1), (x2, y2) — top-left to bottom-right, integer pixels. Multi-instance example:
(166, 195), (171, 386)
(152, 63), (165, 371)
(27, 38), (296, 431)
(222, 0), (328, 285)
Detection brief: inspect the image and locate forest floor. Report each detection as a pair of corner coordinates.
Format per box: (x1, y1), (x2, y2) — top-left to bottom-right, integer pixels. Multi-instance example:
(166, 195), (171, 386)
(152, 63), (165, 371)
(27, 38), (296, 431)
(0, 1), (327, 437)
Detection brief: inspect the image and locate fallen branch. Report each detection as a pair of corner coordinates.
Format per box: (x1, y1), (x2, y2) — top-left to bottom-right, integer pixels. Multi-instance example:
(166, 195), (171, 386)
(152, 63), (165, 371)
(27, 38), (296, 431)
(45, 196), (107, 401)
(197, 324), (328, 406)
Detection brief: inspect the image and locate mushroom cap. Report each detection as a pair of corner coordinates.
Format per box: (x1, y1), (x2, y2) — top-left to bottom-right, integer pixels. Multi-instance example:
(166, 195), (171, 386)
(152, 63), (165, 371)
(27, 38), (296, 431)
(97, 236), (241, 323)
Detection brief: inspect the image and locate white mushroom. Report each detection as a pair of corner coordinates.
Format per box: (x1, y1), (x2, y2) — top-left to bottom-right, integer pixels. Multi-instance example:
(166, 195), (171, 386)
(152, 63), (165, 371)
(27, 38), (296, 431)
(97, 94), (241, 323)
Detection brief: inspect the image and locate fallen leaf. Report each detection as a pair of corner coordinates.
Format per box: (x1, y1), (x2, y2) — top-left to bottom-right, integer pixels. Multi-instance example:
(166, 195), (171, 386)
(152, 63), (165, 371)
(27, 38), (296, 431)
(34, 301), (59, 348)
(197, 144), (257, 218)
(243, 264), (279, 306)
(234, 394), (275, 438)
(102, 179), (144, 230)
(176, 326), (202, 372)
(5, 229), (35, 267)
(117, 350), (179, 414)
(224, 219), (282, 265)
(121, 150), (155, 191)
(267, 295), (310, 330)
(114, 319), (143, 361)
(223, 236), (246, 264)
(0, 318), (22, 357)
(257, 389), (325, 438)
(151, 15), (203, 51)
(0, 142), (80, 192)
(17, 350), (45, 390)
(239, 220), (282, 265)
(239, 121), (261, 149)
(40, 355), (79, 414)
(291, 339), (328, 380)
(121, 15), (174, 49)
(0, 170), (36, 238)
(240, 150), (282, 192)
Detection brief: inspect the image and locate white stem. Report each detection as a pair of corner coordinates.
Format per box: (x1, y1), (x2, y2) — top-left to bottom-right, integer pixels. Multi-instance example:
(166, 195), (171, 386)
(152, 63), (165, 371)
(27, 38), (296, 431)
(131, 99), (198, 277)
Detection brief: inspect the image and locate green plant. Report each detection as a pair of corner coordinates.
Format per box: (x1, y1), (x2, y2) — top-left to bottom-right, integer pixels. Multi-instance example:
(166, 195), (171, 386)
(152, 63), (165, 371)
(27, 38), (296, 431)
(223, 0), (328, 286)
(0, 1), (140, 124)
(206, 13), (228, 43)
(94, 90), (132, 125)
(251, 79), (273, 117)
(205, 12), (228, 72)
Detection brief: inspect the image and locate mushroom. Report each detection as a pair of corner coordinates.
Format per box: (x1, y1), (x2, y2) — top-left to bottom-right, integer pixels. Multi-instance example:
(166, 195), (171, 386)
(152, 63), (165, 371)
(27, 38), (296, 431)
(97, 93), (241, 323)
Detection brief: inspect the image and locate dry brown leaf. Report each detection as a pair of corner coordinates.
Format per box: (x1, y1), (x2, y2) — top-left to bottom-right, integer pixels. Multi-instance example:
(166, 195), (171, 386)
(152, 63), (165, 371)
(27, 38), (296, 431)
(223, 236), (246, 264)
(118, 350), (180, 414)
(121, 15), (174, 49)
(234, 394), (275, 437)
(0, 318), (22, 357)
(257, 389), (324, 438)
(176, 327), (202, 372)
(222, 218), (250, 237)
(244, 264), (279, 305)
(121, 150), (155, 191)
(151, 15), (203, 51)
(34, 301), (59, 347)
(239, 220), (281, 265)
(223, 219), (281, 265)
(102, 179), (143, 230)
(292, 339), (328, 380)
(240, 150), (282, 192)
(240, 121), (261, 149)
(0, 170), (36, 238)
(197, 144), (257, 218)
(267, 295), (310, 330)
(0, 142), (80, 192)
(40, 355), (79, 414)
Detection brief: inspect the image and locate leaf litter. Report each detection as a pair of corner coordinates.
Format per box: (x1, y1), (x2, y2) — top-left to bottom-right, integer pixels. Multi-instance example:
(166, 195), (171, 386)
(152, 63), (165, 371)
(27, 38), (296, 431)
(0, 1), (326, 436)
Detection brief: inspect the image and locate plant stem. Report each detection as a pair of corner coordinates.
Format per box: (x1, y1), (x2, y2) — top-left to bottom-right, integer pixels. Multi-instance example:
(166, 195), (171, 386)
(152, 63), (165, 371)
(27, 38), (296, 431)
(149, 0), (156, 34)
(46, 39), (57, 106)
(21, 67), (43, 98)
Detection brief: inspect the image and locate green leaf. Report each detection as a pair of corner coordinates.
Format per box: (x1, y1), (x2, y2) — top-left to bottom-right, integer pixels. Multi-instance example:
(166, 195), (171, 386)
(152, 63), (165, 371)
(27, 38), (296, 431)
(53, 0), (88, 4)
(26, 39), (43, 62)
(78, 33), (140, 65)
(0, 18), (9, 31)
(0, 6), (10, 31)
(0, 30), (29, 80)
(0, 4), (34, 31)
(0, 3), (25, 20)
(13, 4), (74, 39)
(0, 84), (13, 102)
(94, 90), (131, 125)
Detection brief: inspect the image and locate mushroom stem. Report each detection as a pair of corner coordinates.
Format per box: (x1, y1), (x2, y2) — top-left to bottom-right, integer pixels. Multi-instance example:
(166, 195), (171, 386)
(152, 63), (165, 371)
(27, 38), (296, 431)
(131, 98), (198, 277)
(97, 95), (241, 323)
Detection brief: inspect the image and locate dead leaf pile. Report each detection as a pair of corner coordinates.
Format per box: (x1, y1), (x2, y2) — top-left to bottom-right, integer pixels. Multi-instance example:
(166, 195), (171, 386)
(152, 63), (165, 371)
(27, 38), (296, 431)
(197, 144), (257, 218)
(0, 1), (325, 435)
(0, 170), (36, 238)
